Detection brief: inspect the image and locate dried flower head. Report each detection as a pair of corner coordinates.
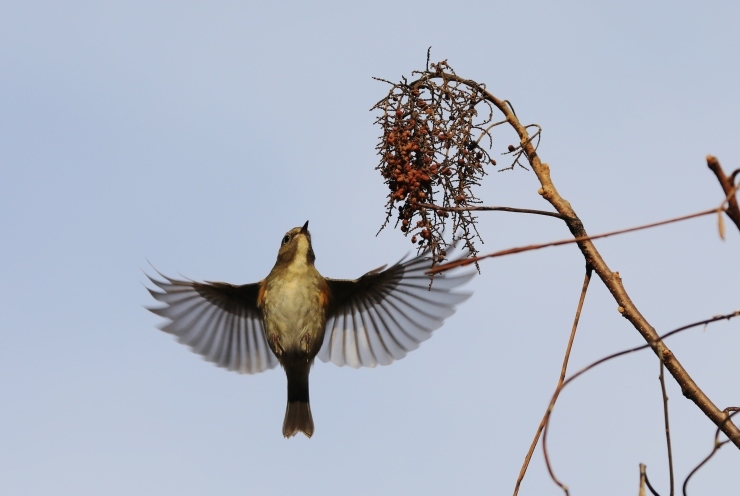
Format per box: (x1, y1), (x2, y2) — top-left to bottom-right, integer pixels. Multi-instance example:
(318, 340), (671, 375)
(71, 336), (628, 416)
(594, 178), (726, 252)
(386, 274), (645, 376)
(372, 59), (516, 265)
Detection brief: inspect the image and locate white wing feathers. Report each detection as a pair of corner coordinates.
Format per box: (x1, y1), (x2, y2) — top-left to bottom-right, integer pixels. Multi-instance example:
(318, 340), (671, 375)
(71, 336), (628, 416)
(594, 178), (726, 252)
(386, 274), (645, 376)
(320, 252), (474, 368)
(146, 274), (278, 374)
(146, 250), (473, 373)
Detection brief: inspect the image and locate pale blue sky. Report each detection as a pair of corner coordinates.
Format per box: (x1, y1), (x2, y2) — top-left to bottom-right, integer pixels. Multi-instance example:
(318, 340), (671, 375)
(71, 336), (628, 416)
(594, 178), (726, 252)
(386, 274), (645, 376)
(1, 1), (738, 495)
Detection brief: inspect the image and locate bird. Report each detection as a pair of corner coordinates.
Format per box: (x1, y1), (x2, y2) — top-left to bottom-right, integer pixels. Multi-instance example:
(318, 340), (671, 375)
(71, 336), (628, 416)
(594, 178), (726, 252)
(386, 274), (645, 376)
(146, 221), (474, 438)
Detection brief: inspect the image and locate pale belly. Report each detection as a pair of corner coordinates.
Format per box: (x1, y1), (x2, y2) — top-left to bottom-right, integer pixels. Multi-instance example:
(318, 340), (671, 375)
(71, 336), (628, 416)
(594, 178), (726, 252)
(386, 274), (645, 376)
(262, 276), (326, 359)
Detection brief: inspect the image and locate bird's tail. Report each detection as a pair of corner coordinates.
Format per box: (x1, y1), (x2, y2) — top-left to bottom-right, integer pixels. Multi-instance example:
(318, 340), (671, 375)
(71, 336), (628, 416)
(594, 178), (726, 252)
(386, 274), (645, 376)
(283, 362), (314, 438)
(283, 400), (314, 438)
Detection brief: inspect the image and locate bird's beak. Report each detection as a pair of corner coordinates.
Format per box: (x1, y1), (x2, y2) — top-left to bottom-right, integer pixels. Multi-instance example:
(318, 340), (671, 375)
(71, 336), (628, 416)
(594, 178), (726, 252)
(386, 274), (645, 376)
(301, 221), (309, 234)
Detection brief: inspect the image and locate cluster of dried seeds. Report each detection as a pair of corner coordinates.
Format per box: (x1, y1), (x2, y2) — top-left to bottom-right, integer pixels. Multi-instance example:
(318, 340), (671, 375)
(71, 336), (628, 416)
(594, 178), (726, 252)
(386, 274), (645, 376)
(373, 60), (504, 264)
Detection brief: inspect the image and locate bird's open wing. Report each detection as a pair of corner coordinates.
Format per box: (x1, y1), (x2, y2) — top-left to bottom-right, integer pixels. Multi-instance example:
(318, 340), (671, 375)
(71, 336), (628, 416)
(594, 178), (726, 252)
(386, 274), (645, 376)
(319, 251), (474, 368)
(146, 272), (278, 374)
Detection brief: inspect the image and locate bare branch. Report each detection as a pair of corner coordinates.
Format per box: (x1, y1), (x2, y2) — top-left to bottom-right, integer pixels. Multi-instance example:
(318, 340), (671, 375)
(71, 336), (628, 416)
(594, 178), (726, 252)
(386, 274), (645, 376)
(543, 412), (569, 496)
(538, 310), (738, 496)
(542, 310), (740, 476)
(427, 208), (717, 274)
(416, 202), (570, 220)
(539, 309), (737, 495)
(562, 310), (739, 391)
(682, 410), (740, 496)
(513, 266), (592, 496)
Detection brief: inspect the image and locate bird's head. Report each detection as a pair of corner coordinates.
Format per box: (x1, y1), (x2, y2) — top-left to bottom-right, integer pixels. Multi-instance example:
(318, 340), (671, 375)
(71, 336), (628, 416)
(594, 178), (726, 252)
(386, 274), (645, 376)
(276, 221), (315, 267)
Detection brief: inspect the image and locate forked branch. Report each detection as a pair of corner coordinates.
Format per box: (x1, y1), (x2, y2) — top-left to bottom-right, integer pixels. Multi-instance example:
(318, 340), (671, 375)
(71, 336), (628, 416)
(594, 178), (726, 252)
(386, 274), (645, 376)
(485, 77), (740, 447)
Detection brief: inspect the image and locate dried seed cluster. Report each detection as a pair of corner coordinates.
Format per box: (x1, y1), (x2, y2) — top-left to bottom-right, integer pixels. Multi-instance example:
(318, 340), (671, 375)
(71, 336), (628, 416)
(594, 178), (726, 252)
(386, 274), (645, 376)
(372, 60), (501, 264)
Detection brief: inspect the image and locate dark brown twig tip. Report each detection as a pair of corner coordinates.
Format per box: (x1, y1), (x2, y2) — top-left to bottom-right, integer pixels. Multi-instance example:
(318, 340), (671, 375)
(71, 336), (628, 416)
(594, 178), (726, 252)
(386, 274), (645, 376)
(706, 155), (740, 234)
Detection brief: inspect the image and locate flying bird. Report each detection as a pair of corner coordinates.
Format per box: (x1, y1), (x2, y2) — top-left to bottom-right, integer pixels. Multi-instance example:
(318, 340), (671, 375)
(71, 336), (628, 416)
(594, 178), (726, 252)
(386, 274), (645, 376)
(146, 221), (474, 438)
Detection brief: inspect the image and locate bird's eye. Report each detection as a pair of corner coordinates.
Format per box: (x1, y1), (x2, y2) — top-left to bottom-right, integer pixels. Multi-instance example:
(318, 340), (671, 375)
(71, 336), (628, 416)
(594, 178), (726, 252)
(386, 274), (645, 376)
(281, 235), (290, 246)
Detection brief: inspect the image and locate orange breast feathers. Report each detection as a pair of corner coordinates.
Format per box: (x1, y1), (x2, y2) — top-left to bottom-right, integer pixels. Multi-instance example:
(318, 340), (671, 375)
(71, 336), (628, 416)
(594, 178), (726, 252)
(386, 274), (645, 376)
(317, 278), (331, 313)
(257, 280), (267, 309)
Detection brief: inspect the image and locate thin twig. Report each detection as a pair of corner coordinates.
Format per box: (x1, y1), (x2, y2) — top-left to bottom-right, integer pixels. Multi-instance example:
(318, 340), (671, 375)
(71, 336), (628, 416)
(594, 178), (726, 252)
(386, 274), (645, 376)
(427, 208), (717, 274)
(659, 360), (674, 496)
(682, 410), (740, 496)
(542, 410), (570, 496)
(477, 118), (508, 142)
(513, 266), (592, 496)
(644, 468), (662, 496)
(416, 202), (570, 220)
(542, 310), (740, 496)
(561, 310), (739, 392)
